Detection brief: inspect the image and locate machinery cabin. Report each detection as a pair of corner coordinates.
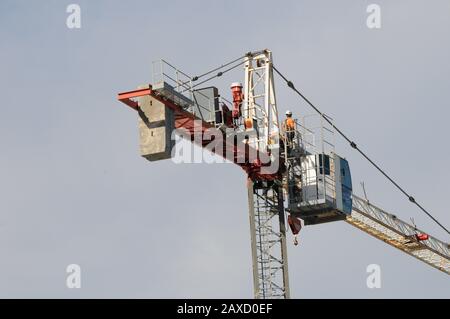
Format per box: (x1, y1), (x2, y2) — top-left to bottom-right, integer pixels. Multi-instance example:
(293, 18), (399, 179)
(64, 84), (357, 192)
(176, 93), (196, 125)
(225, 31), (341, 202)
(283, 116), (353, 225)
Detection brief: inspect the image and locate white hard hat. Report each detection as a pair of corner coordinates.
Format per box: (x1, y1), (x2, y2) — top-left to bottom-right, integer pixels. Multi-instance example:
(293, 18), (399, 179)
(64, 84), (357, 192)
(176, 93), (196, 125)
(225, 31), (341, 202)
(230, 82), (243, 88)
(286, 110), (292, 116)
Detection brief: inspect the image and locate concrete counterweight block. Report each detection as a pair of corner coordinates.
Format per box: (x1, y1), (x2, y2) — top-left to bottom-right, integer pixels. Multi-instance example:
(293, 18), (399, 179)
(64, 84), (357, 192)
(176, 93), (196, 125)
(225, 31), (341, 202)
(138, 87), (175, 161)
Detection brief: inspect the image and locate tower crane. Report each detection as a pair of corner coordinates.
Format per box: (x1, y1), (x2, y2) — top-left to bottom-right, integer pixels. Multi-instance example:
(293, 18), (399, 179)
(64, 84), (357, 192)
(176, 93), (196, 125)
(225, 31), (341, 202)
(117, 50), (450, 299)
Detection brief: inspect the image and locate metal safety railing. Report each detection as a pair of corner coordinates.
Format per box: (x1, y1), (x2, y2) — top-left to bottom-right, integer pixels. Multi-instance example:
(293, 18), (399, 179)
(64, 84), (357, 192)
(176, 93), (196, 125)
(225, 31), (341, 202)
(152, 59), (193, 96)
(151, 59), (221, 124)
(282, 114), (337, 206)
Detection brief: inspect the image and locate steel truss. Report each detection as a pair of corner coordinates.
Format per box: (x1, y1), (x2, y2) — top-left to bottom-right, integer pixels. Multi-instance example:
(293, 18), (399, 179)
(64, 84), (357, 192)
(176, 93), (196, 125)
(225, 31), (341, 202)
(348, 195), (450, 274)
(247, 179), (290, 298)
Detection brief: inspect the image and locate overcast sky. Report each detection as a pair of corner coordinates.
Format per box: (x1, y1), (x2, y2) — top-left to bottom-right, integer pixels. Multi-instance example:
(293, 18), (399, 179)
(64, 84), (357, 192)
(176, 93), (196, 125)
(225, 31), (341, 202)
(0, 0), (449, 298)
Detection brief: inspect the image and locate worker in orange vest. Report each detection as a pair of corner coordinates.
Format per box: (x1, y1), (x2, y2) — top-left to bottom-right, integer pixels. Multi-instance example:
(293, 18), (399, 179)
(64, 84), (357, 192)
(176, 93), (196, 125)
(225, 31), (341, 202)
(283, 110), (295, 145)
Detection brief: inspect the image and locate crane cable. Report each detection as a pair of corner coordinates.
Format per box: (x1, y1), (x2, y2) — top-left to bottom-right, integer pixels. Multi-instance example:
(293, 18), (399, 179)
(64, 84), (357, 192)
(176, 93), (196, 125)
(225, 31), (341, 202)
(179, 53), (253, 93)
(273, 65), (450, 236)
(180, 60), (246, 94)
(192, 60), (246, 90)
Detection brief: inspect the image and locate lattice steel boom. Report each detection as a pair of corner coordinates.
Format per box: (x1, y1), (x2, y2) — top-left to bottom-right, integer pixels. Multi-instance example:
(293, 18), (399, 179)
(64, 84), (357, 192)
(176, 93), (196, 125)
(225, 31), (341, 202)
(348, 195), (450, 274)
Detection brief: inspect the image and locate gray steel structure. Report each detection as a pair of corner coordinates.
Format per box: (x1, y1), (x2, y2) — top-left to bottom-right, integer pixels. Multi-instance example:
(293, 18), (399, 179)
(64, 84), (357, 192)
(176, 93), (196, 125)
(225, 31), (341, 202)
(348, 195), (450, 274)
(119, 53), (449, 301)
(247, 180), (290, 299)
(247, 189), (450, 299)
(248, 116), (449, 299)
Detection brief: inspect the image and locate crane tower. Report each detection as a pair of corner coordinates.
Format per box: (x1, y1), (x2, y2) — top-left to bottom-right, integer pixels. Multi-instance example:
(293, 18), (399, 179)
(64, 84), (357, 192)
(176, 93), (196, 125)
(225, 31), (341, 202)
(117, 50), (450, 299)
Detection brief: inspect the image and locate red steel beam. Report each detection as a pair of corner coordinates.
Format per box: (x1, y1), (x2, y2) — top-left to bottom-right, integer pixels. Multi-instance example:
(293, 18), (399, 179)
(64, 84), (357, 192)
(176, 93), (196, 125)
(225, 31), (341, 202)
(117, 86), (279, 181)
(117, 87), (152, 110)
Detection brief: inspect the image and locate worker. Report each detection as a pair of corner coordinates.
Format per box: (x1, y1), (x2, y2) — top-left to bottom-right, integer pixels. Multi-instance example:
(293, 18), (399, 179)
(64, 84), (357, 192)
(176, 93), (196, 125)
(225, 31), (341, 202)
(283, 110), (296, 146)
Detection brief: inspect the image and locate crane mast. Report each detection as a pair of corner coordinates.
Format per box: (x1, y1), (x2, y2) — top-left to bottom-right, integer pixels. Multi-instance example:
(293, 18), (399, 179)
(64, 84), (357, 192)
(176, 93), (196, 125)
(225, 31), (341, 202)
(117, 49), (450, 300)
(247, 180), (290, 298)
(243, 51), (290, 298)
(243, 50), (281, 153)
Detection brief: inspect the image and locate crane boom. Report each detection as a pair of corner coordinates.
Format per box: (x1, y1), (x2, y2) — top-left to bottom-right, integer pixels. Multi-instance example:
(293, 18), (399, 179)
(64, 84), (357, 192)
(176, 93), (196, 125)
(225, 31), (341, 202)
(348, 195), (450, 274)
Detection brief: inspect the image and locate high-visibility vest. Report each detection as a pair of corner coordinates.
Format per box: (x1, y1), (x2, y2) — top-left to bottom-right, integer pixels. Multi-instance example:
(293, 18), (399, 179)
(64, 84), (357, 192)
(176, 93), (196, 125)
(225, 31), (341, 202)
(285, 118), (295, 131)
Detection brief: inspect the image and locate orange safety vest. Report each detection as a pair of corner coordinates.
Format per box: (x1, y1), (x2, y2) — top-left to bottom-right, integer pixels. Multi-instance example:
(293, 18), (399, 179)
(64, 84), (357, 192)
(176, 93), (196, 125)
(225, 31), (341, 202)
(285, 118), (295, 131)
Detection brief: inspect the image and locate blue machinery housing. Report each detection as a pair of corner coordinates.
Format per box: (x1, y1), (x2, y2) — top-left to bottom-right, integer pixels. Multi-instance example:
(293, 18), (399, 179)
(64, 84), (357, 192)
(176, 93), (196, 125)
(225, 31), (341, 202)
(288, 152), (353, 225)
